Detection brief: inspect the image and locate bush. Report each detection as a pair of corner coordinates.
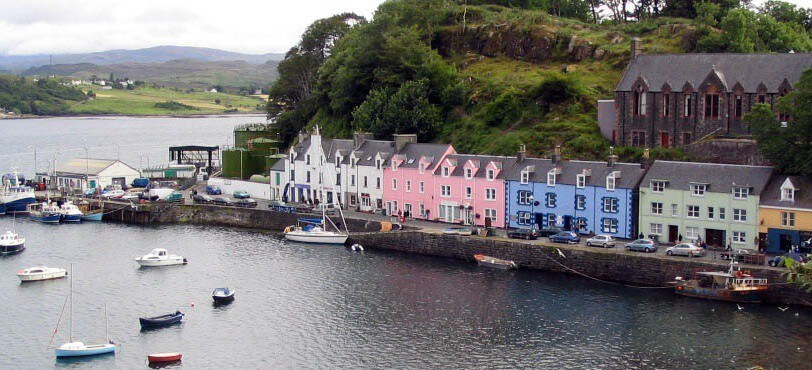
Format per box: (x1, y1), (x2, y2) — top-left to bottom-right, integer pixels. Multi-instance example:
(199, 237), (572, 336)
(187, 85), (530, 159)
(480, 90), (523, 127)
(153, 101), (198, 111)
(530, 72), (587, 106)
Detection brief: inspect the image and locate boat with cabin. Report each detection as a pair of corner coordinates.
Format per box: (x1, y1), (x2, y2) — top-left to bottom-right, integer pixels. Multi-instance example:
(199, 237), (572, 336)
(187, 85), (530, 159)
(0, 171), (36, 215)
(474, 254), (517, 270)
(18, 266), (67, 282)
(284, 218), (349, 244)
(671, 259), (769, 303)
(135, 248), (187, 267)
(58, 201), (84, 222)
(28, 202), (61, 223)
(0, 217), (25, 255)
(212, 287), (235, 304)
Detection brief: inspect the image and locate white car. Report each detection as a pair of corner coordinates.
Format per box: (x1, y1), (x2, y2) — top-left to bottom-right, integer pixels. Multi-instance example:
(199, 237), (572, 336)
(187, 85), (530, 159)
(586, 234), (616, 248)
(100, 189), (125, 199)
(666, 243), (706, 257)
(120, 191), (141, 200)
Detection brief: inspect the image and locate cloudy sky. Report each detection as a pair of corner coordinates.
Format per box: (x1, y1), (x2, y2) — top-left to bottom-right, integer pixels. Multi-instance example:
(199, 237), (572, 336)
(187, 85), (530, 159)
(1, 0), (810, 56)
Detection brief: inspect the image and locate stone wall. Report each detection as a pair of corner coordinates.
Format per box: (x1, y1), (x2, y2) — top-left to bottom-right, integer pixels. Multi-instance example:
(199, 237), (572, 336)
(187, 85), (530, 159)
(684, 138), (767, 165)
(350, 231), (812, 307)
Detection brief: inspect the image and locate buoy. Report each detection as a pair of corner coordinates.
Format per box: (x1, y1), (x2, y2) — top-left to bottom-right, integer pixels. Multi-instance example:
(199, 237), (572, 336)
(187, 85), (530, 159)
(190, 302), (195, 307)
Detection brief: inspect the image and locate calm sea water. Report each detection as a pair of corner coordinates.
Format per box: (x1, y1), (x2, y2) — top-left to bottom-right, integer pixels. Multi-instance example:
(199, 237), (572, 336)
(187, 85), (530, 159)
(0, 116), (811, 369)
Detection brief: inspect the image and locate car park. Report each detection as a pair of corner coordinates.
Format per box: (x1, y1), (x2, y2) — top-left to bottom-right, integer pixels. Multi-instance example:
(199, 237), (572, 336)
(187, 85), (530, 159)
(769, 252), (809, 267)
(234, 198), (258, 208)
(212, 197), (233, 206)
(205, 185), (222, 195)
(233, 190), (250, 199)
(585, 235), (616, 248)
(625, 239), (658, 253)
(193, 194), (213, 204)
(549, 231), (580, 244)
(536, 226), (562, 237)
(507, 228), (539, 240)
(100, 189), (125, 199)
(666, 243), (706, 257)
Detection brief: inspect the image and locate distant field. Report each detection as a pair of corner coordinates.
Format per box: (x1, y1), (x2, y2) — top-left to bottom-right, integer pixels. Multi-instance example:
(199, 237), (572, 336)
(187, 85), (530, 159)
(69, 86), (266, 115)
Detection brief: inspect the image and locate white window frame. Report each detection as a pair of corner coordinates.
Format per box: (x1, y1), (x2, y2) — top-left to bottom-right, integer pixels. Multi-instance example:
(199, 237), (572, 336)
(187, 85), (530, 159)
(687, 205), (699, 218)
(733, 187), (748, 200)
(520, 171), (530, 184)
(606, 173), (616, 191)
(651, 202), (663, 215)
(392, 179), (397, 190)
(686, 226), (699, 239)
(781, 187), (795, 202)
(732, 231), (746, 244)
(406, 180), (411, 193)
(651, 181), (665, 193)
(546, 193), (555, 207)
(484, 209), (497, 223)
(487, 169), (495, 181)
(708, 207), (714, 220)
(719, 207), (726, 220)
(575, 195), (586, 210)
(464, 168), (473, 179)
(547, 171), (556, 186)
(603, 198), (618, 213)
(733, 208), (747, 222)
(576, 174), (586, 188)
(518, 191), (532, 205)
(602, 218), (618, 233)
(441, 185), (451, 197)
(670, 203), (678, 217)
(781, 211), (796, 227)
(419, 163), (425, 174)
(419, 181), (424, 194)
(691, 184), (706, 196)
(442, 166), (450, 177)
(485, 188), (496, 201)
(650, 223), (663, 235)
(465, 186), (472, 199)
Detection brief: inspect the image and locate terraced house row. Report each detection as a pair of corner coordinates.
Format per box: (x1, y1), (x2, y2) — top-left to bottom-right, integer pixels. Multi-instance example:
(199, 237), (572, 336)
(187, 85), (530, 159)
(270, 128), (811, 253)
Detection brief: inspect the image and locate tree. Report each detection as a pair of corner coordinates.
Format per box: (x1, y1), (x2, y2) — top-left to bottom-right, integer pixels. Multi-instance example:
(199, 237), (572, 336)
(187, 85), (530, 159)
(761, 0), (812, 31)
(720, 8), (757, 52)
(351, 79), (442, 141)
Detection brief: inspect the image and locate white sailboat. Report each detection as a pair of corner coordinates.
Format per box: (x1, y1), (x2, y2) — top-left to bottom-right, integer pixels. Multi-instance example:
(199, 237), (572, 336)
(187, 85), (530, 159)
(54, 265), (116, 358)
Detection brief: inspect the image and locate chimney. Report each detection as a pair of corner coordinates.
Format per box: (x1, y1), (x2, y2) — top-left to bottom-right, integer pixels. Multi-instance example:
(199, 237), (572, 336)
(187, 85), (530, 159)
(631, 37), (642, 59)
(353, 132), (373, 150)
(607, 146), (618, 167)
(517, 144), (526, 163)
(642, 148), (651, 169)
(393, 134), (417, 153)
(552, 145), (562, 165)
(297, 130), (307, 144)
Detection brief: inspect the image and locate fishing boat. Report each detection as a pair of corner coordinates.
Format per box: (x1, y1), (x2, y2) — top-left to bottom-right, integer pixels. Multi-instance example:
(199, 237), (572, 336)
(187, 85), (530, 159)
(139, 311), (184, 328)
(148, 352), (182, 363)
(28, 202), (61, 224)
(82, 210), (103, 221)
(474, 254), (517, 270)
(212, 287), (235, 304)
(671, 259), (769, 303)
(58, 201), (84, 222)
(0, 215), (25, 254)
(0, 171), (36, 215)
(18, 266), (67, 282)
(54, 266), (116, 358)
(284, 218), (349, 244)
(135, 248), (187, 267)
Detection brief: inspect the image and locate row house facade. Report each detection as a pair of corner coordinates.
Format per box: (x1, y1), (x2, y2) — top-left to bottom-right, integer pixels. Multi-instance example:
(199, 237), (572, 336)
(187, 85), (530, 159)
(343, 136), (394, 211)
(505, 149), (645, 239)
(382, 138), (456, 220)
(614, 53), (812, 148)
(759, 175), (812, 254)
(639, 161), (772, 250)
(278, 128), (349, 205)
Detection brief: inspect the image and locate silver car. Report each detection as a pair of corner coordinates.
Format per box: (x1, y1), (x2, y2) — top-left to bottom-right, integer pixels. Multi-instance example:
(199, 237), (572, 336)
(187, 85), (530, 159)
(586, 234), (616, 248)
(666, 243), (706, 257)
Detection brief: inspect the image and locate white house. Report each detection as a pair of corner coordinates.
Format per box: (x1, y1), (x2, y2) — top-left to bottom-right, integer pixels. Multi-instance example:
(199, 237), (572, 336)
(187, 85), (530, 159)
(37, 158), (140, 193)
(343, 134), (394, 212)
(285, 127), (350, 206)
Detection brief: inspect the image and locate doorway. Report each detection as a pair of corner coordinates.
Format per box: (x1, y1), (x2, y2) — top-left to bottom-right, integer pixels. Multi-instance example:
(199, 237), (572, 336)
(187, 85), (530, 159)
(705, 229), (725, 248)
(668, 225), (679, 243)
(660, 132), (670, 148)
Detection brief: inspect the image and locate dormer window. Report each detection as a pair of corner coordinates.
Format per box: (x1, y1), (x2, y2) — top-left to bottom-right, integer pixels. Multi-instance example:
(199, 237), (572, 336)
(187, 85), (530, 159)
(606, 171), (619, 191)
(290, 153), (294, 162)
(732, 187), (748, 200)
(520, 171), (530, 184)
(487, 169), (495, 181)
(547, 171), (556, 186)
(691, 184), (707, 196)
(576, 174), (586, 188)
(464, 168), (473, 179)
(651, 181), (666, 193)
(391, 161), (397, 171)
(442, 166), (450, 177)
(419, 163), (425, 174)
(781, 178), (796, 202)
(376, 159), (381, 170)
(306, 155), (311, 165)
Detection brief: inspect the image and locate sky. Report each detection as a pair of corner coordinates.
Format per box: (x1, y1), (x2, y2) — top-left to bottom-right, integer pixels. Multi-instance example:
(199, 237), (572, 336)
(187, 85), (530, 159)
(1, 0), (811, 56)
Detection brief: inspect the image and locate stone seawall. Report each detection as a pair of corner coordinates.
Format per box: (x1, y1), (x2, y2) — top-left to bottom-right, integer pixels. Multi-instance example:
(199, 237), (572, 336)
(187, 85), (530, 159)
(350, 231), (812, 307)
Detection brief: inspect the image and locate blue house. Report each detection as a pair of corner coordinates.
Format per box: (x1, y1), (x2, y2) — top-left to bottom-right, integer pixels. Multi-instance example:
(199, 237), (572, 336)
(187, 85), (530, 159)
(505, 150), (646, 239)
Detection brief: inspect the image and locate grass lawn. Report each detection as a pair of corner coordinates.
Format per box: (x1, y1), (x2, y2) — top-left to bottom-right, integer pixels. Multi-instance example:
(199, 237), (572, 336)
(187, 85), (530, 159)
(69, 86), (266, 115)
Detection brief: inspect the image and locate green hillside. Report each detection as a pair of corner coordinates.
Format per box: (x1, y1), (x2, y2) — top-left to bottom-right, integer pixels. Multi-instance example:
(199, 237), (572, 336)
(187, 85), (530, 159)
(0, 75), (88, 115)
(70, 85), (265, 115)
(268, 0), (812, 161)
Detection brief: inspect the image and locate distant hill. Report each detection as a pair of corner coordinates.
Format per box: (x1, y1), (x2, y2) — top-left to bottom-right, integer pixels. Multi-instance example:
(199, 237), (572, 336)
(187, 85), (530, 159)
(0, 46), (284, 70)
(21, 59), (279, 90)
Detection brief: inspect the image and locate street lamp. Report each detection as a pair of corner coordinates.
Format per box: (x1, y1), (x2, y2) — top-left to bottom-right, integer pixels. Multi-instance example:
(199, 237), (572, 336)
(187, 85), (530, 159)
(529, 194), (535, 230)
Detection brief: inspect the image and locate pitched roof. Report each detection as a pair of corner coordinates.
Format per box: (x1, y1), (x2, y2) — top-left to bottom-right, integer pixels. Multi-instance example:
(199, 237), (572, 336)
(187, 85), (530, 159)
(641, 161), (773, 195)
(504, 158), (646, 189)
(270, 158), (286, 171)
(354, 140), (395, 166)
(325, 139), (353, 163)
(435, 154), (518, 179)
(616, 53), (812, 93)
(395, 143), (452, 169)
(760, 175), (812, 210)
(56, 158), (137, 176)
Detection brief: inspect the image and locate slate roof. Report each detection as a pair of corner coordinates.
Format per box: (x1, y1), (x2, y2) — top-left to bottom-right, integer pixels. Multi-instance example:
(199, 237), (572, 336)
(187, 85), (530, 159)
(504, 158), (646, 189)
(616, 53), (812, 93)
(353, 140), (395, 166)
(760, 175), (812, 210)
(325, 139), (353, 163)
(641, 161), (773, 195)
(394, 143), (453, 169)
(56, 158), (137, 176)
(435, 154), (518, 179)
(270, 158), (286, 171)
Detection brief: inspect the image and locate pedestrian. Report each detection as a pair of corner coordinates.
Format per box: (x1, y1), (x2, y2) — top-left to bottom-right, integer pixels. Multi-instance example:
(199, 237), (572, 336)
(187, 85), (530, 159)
(726, 238), (732, 251)
(639, 232), (644, 239)
(678, 234), (683, 242)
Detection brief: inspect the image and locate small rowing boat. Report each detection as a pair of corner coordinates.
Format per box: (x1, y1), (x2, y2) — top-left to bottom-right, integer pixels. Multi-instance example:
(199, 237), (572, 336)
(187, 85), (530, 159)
(147, 352), (182, 363)
(474, 254), (517, 270)
(139, 311), (184, 328)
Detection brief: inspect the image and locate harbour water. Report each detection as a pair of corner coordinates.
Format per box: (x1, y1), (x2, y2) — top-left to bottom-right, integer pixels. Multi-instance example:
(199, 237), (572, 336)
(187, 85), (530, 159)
(1, 116), (811, 369)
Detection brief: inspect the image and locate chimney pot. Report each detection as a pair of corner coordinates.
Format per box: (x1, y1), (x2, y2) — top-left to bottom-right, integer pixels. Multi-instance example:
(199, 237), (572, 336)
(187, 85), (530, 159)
(393, 134), (417, 153)
(517, 144), (526, 162)
(631, 37), (642, 59)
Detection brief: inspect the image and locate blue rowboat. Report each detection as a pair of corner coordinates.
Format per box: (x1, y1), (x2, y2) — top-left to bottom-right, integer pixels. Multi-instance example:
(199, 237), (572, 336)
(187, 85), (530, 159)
(82, 212), (103, 221)
(139, 311), (184, 328)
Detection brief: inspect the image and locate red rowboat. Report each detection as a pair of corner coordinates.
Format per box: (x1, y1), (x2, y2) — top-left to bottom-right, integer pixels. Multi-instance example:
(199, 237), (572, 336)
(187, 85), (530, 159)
(147, 352), (182, 363)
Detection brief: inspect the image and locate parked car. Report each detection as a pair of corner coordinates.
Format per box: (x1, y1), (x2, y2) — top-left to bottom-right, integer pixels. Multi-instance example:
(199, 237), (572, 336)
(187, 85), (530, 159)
(233, 190), (250, 199)
(212, 197), (234, 206)
(165, 191), (184, 203)
(507, 228), (539, 240)
(100, 189), (125, 199)
(193, 194), (213, 204)
(537, 226), (562, 237)
(625, 239), (658, 253)
(586, 234), (616, 248)
(666, 243), (706, 257)
(769, 252), (809, 267)
(234, 198), (258, 208)
(549, 231), (580, 244)
(205, 185), (222, 195)
(268, 200), (296, 213)
(312, 203), (337, 214)
(120, 191), (142, 200)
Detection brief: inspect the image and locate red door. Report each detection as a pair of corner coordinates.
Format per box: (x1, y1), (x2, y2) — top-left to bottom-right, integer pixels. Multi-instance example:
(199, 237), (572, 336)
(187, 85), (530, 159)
(660, 132), (670, 148)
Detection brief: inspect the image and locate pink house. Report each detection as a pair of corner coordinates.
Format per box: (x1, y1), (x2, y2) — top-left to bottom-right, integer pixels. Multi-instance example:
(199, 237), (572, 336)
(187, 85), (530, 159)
(383, 139), (455, 220)
(432, 154), (517, 228)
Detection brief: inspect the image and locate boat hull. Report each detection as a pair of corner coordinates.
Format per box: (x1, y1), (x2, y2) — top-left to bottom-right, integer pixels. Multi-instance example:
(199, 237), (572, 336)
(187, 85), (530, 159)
(18, 269), (67, 282)
(148, 353), (182, 363)
(55, 343), (116, 357)
(474, 254), (517, 270)
(675, 286), (765, 303)
(135, 257), (187, 267)
(476, 260), (516, 270)
(140, 313), (184, 328)
(82, 212), (103, 221)
(61, 214), (83, 223)
(30, 212), (61, 224)
(0, 242), (25, 255)
(0, 196), (36, 214)
(284, 232), (348, 245)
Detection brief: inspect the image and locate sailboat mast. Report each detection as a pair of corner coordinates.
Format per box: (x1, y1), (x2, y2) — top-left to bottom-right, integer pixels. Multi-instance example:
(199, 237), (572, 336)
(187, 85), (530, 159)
(104, 303), (109, 342)
(69, 264), (73, 342)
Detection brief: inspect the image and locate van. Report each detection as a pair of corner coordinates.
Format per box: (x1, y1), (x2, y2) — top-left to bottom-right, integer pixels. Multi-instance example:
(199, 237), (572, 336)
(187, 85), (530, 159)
(148, 188), (175, 201)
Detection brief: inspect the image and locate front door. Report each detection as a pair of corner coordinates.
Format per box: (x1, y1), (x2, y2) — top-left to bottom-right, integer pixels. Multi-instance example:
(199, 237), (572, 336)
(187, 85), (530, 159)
(668, 225), (678, 243)
(779, 233), (793, 252)
(465, 209), (474, 225)
(705, 229), (725, 248)
(444, 205), (454, 223)
(563, 215), (572, 231)
(661, 132), (670, 148)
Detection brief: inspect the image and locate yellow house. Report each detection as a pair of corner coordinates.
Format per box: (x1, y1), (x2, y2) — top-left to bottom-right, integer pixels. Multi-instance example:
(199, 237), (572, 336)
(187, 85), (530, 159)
(759, 176), (812, 254)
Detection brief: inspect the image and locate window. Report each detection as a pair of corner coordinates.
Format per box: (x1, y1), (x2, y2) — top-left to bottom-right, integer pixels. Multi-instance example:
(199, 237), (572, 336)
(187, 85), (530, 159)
(392, 179), (398, 190)
(574, 217), (587, 231)
(651, 202), (663, 215)
(350, 175), (356, 186)
(682, 132), (692, 145)
(465, 168), (473, 179)
(691, 184), (706, 196)
(781, 187), (795, 202)
(306, 171), (311, 182)
(441, 185), (451, 197)
(732, 231), (746, 244)
(602, 198), (619, 213)
(465, 186), (472, 199)
(650, 223), (663, 235)
(547, 213), (557, 227)
(634, 90), (647, 116)
(546, 193), (557, 207)
(376, 159), (382, 170)
(705, 93), (720, 118)
(708, 207), (714, 219)
(306, 154), (311, 165)
(733, 187), (748, 199)
(632, 131), (646, 147)
(575, 195), (586, 210)
(758, 95), (766, 104)
(290, 153), (294, 162)
(419, 204), (425, 217)
(733, 208), (747, 222)
(663, 94), (670, 117)
(485, 209), (497, 223)
(419, 163), (425, 174)
(363, 176), (368, 188)
(671, 204), (678, 217)
(576, 174), (586, 188)
(686, 226), (699, 239)
(487, 169), (495, 181)
(683, 94), (693, 117)
(336, 174), (341, 186)
(687, 205), (699, 218)
(518, 212), (532, 225)
(734, 95), (743, 118)
(521, 171), (530, 184)
(406, 180), (411, 192)
(518, 191), (533, 205)
(485, 188), (496, 200)
(601, 218), (618, 233)
(606, 172), (617, 191)
(781, 211), (796, 227)
(419, 181), (425, 193)
(719, 207), (726, 220)
(391, 162), (397, 171)
(651, 181), (665, 193)
(442, 166), (450, 177)
(376, 177), (381, 189)
(547, 171), (556, 186)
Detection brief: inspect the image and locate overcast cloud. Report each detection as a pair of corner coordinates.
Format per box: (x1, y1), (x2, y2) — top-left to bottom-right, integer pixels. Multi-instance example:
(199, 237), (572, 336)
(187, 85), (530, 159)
(0, 0), (384, 55)
(1, 0), (811, 56)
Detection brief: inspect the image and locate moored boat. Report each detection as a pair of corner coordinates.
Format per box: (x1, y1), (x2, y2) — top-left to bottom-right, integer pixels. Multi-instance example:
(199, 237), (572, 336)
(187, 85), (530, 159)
(59, 202), (84, 222)
(54, 266), (116, 358)
(139, 311), (184, 328)
(18, 266), (67, 282)
(0, 230), (25, 255)
(284, 219), (349, 245)
(148, 352), (182, 363)
(28, 202), (61, 224)
(212, 287), (235, 304)
(82, 210), (103, 221)
(474, 254), (517, 270)
(672, 260), (768, 303)
(0, 171), (36, 214)
(135, 248), (187, 267)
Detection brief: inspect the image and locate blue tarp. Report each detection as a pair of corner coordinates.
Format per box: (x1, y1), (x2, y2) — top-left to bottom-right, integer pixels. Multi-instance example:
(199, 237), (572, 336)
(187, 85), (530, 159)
(298, 218), (323, 224)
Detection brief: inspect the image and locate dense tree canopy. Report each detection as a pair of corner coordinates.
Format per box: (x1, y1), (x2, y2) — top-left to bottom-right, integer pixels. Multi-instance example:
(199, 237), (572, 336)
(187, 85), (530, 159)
(0, 76), (87, 115)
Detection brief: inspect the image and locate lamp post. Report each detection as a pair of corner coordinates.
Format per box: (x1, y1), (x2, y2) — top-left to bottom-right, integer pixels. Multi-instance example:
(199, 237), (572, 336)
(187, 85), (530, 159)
(529, 194), (535, 230)
(84, 147), (89, 192)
